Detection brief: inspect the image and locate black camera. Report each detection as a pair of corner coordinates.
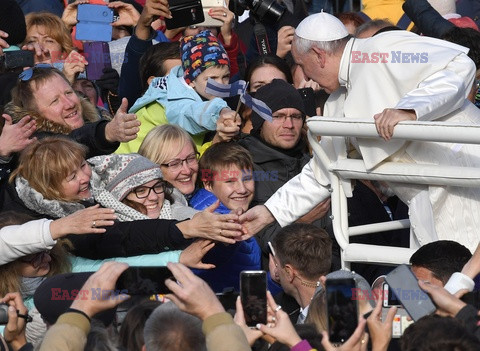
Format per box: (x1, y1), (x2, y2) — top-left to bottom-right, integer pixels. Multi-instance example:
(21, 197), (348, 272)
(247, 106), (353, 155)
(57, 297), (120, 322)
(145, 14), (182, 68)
(0, 50), (35, 74)
(0, 303), (8, 325)
(229, 0), (285, 23)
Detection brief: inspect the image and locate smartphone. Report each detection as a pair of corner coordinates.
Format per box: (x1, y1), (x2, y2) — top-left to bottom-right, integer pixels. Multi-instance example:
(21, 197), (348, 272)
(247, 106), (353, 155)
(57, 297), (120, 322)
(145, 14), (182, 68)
(115, 266), (173, 295)
(385, 264), (436, 321)
(216, 290), (239, 312)
(76, 4), (114, 42)
(326, 277), (358, 344)
(165, 0), (205, 30)
(196, 0), (224, 27)
(0, 50), (34, 72)
(240, 270), (267, 327)
(83, 41), (112, 81)
(298, 87), (317, 117)
(382, 282), (402, 307)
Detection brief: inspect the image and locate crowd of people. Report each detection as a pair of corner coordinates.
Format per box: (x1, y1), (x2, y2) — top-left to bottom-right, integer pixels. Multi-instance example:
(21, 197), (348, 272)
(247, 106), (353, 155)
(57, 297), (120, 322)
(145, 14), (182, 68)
(1, 0), (480, 350)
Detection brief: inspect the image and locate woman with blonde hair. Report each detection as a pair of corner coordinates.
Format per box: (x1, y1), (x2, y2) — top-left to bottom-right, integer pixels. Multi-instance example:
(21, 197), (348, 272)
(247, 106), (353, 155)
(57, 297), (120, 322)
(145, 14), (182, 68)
(23, 12), (86, 83)
(2, 136), (243, 260)
(139, 124), (200, 216)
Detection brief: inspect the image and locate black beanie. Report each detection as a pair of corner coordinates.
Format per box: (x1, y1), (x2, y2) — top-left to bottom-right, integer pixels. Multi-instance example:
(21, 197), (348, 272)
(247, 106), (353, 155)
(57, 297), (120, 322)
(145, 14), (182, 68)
(250, 79), (306, 134)
(0, 0), (27, 46)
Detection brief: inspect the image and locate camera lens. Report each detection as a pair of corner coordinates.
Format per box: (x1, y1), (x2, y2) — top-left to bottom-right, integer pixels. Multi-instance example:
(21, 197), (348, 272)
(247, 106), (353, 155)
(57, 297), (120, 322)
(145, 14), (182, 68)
(0, 303), (9, 325)
(251, 0), (285, 23)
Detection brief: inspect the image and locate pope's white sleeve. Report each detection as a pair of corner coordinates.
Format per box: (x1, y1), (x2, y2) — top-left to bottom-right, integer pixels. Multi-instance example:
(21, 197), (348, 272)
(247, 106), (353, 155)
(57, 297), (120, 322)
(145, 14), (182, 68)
(395, 52), (475, 120)
(264, 159), (331, 227)
(0, 219), (57, 265)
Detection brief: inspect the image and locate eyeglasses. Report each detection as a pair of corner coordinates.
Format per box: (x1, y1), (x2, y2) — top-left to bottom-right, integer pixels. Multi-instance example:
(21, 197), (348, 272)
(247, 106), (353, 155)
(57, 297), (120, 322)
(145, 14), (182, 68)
(19, 250), (51, 268)
(18, 63), (53, 81)
(271, 113), (304, 123)
(161, 153), (198, 171)
(133, 181), (167, 199)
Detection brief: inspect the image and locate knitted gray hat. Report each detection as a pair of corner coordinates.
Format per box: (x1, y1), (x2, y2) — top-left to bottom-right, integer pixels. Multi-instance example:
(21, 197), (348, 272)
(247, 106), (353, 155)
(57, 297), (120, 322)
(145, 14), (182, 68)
(89, 154), (162, 201)
(88, 154), (174, 221)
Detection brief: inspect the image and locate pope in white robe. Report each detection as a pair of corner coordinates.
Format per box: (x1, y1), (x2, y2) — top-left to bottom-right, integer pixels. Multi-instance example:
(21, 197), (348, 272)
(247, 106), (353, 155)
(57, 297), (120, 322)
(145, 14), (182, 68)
(240, 12), (480, 253)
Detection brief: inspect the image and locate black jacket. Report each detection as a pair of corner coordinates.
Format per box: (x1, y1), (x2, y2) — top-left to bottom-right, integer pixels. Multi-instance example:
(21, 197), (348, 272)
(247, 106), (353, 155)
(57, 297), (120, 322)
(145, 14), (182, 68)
(0, 179), (191, 259)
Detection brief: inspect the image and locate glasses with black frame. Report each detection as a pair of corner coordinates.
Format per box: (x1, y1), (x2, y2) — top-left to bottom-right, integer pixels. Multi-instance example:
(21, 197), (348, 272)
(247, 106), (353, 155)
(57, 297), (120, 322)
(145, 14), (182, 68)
(133, 181), (171, 199)
(271, 113), (304, 123)
(160, 152), (198, 171)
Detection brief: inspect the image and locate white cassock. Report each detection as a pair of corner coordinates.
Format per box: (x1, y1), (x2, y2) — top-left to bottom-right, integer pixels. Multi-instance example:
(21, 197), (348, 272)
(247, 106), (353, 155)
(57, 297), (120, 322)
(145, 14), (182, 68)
(265, 31), (480, 252)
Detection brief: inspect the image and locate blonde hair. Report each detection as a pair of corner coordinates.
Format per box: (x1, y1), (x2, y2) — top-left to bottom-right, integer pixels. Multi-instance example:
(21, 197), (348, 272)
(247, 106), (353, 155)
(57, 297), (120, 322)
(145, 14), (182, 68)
(10, 137), (88, 201)
(24, 12), (74, 55)
(0, 212), (71, 296)
(138, 125), (197, 165)
(305, 289), (328, 333)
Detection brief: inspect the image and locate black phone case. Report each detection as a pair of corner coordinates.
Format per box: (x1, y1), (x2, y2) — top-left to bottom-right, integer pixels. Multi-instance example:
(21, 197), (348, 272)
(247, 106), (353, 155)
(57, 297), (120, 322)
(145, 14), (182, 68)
(165, 0), (205, 30)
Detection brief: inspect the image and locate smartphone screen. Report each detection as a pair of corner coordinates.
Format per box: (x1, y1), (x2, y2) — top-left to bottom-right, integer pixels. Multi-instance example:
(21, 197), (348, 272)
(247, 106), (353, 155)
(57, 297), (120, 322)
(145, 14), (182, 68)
(326, 277), (358, 344)
(385, 264), (436, 321)
(240, 270), (267, 327)
(115, 266), (173, 295)
(297, 87), (316, 117)
(83, 41), (112, 81)
(383, 282), (402, 307)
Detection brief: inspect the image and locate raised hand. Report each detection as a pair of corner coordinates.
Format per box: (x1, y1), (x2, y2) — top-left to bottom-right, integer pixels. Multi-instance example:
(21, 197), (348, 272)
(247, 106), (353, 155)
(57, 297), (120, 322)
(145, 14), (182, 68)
(179, 239), (216, 269)
(105, 98), (140, 142)
(176, 200), (243, 244)
(238, 205), (275, 240)
(165, 262), (225, 320)
(108, 1), (141, 27)
(0, 114), (37, 158)
(49, 204), (117, 239)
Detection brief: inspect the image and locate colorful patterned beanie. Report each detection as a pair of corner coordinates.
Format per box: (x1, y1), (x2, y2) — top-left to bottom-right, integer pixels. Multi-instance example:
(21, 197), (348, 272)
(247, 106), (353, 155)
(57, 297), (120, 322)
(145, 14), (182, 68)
(180, 30), (230, 84)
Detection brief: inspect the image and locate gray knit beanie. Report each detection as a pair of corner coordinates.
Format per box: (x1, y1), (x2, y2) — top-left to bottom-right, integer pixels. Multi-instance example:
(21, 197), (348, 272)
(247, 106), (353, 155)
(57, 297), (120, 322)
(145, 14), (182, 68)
(89, 154), (163, 201)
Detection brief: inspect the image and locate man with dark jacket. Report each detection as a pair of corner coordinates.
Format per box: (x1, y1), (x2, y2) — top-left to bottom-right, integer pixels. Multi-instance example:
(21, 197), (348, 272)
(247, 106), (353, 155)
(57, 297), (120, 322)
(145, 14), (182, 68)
(237, 79), (330, 267)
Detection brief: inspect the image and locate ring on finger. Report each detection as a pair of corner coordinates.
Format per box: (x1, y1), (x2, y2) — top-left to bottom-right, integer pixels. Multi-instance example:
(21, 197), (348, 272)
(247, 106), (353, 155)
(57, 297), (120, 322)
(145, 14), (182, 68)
(92, 221), (96, 228)
(275, 305), (282, 312)
(223, 11), (227, 16)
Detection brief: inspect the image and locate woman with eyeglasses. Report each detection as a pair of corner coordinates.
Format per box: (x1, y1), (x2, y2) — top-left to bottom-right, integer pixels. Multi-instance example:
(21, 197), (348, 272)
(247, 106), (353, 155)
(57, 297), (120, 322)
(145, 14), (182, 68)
(2, 137), (244, 261)
(139, 124), (202, 215)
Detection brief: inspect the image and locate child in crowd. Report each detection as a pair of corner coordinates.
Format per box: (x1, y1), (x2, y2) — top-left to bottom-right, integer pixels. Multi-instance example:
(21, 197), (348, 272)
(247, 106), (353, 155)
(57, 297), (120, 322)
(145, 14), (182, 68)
(189, 142), (261, 292)
(129, 30), (239, 151)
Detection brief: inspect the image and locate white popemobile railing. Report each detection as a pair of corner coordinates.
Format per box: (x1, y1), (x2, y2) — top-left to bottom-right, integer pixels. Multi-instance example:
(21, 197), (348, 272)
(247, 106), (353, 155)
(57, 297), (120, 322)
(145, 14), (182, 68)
(307, 117), (480, 269)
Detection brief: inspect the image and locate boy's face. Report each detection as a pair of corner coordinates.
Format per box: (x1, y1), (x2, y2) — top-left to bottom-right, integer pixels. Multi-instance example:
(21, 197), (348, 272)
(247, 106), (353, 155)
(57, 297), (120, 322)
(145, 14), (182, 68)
(189, 65), (230, 100)
(205, 164), (254, 212)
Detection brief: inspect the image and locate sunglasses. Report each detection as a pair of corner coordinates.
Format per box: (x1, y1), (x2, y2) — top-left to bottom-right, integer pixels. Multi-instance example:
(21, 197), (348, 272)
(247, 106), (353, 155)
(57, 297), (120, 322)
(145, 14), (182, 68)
(18, 63), (53, 81)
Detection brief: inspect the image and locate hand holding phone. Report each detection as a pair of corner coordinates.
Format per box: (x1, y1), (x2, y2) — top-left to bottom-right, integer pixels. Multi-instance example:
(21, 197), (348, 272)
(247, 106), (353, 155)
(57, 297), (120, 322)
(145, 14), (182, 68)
(115, 266), (173, 295)
(385, 265), (436, 321)
(240, 270), (267, 327)
(76, 4), (114, 42)
(165, 0), (205, 30)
